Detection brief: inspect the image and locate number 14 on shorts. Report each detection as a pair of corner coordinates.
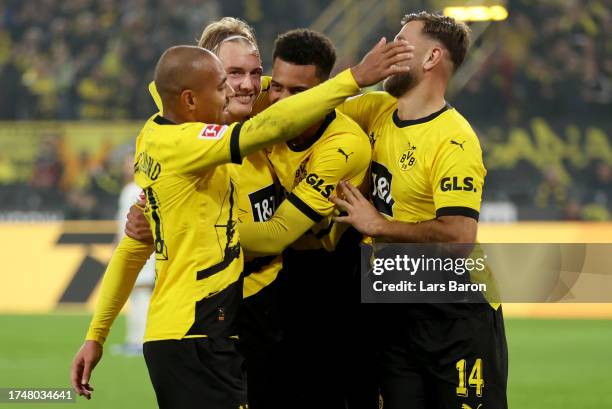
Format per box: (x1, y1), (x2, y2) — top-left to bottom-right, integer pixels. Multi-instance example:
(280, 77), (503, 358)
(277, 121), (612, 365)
(456, 358), (484, 398)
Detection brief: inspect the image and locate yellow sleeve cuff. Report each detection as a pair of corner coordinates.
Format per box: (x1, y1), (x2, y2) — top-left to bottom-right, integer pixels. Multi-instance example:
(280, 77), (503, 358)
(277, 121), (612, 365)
(336, 68), (360, 91)
(85, 331), (107, 345)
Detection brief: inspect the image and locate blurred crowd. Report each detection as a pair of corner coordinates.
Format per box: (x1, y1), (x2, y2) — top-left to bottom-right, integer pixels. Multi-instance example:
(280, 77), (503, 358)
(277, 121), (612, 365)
(484, 158), (611, 221)
(455, 0), (611, 123)
(0, 0), (608, 122)
(0, 0), (609, 220)
(0, 0), (220, 120)
(0, 130), (131, 220)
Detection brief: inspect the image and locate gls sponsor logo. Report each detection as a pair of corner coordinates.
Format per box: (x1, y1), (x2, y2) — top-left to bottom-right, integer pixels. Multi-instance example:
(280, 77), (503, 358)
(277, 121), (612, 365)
(371, 161), (394, 216)
(440, 176), (477, 192)
(305, 173), (334, 198)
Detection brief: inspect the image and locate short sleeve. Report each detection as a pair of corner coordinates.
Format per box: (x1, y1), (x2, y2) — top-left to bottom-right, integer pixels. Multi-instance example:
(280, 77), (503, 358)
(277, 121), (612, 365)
(431, 133), (486, 221)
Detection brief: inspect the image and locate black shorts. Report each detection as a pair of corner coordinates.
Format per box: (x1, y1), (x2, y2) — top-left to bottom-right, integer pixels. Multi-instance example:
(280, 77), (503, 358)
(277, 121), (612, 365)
(143, 338), (247, 409)
(276, 227), (379, 409)
(377, 306), (508, 409)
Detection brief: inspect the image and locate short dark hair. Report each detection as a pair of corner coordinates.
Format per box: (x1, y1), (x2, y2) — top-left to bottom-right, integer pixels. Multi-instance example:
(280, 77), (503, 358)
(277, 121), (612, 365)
(272, 29), (336, 80)
(401, 11), (471, 70)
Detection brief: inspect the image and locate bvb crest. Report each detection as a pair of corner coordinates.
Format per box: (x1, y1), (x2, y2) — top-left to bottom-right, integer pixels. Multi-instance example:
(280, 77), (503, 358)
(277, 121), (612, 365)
(398, 142), (417, 171)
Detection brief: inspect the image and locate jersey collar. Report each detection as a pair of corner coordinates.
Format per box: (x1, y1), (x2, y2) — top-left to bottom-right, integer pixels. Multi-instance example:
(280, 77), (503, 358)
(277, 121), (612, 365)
(153, 115), (176, 125)
(287, 111), (336, 152)
(392, 103), (451, 128)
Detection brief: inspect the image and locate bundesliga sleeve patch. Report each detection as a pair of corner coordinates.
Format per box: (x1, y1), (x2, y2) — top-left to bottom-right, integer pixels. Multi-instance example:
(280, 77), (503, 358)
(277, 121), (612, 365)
(198, 124), (228, 140)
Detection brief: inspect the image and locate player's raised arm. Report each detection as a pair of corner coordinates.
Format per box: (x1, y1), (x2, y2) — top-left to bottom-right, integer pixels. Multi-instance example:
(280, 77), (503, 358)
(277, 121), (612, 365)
(234, 38), (413, 160)
(148, 43), (412, 174)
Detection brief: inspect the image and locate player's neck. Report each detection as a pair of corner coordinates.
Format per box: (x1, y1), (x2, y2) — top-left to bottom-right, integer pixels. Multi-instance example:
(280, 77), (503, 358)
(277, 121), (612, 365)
(162, 110), (189, 125)
(396, 79), (447, 122)
(287, 119), (324, 148)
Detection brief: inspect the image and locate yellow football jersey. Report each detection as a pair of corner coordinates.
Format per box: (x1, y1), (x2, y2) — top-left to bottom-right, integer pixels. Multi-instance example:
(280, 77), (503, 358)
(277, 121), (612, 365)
(236, 149), (283, 298)
(224, 75), (282, 298)
(149, 77), (281, 299)
(339, 92), (500, 312)
(86, 68), (364, 343)
(135, 114), (244, 341)
(267, 110), (371, 251)
(339, 92), (485, 224)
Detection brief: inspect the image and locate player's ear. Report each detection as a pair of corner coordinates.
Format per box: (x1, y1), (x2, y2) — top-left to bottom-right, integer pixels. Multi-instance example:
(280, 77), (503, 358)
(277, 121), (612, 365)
(423, 46), (444, 71)
(181, 89), (197, 112)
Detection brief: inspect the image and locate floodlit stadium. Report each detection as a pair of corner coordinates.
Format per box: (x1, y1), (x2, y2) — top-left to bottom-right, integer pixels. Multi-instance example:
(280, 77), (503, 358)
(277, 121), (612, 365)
(0, 0), (610, 408)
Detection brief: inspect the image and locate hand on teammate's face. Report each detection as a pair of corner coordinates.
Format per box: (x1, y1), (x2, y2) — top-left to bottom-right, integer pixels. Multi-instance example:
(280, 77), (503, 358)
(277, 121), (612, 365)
(125, 202), (154, 243)
(350, 37), (414, 87)
(70, 340), (102, 400)
(332, 180), (388, 237)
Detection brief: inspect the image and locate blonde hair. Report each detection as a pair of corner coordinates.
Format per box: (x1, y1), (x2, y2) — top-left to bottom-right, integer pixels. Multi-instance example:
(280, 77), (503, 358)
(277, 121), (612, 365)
(198, 17), (258, 51)
(211, 35), (260, 60)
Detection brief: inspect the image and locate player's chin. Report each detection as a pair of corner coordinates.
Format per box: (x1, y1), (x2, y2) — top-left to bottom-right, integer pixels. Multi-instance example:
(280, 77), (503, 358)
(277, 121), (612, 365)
(228, 99), (254, 117)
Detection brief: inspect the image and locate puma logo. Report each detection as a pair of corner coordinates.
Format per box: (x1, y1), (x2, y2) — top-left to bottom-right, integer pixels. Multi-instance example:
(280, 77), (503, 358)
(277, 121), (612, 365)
(338, 148), (354, 162)
(450, 140), (466, 150)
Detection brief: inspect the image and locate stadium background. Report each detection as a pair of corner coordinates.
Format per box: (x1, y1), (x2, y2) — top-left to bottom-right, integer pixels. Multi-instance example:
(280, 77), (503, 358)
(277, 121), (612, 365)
(0, 0), (610, 407)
